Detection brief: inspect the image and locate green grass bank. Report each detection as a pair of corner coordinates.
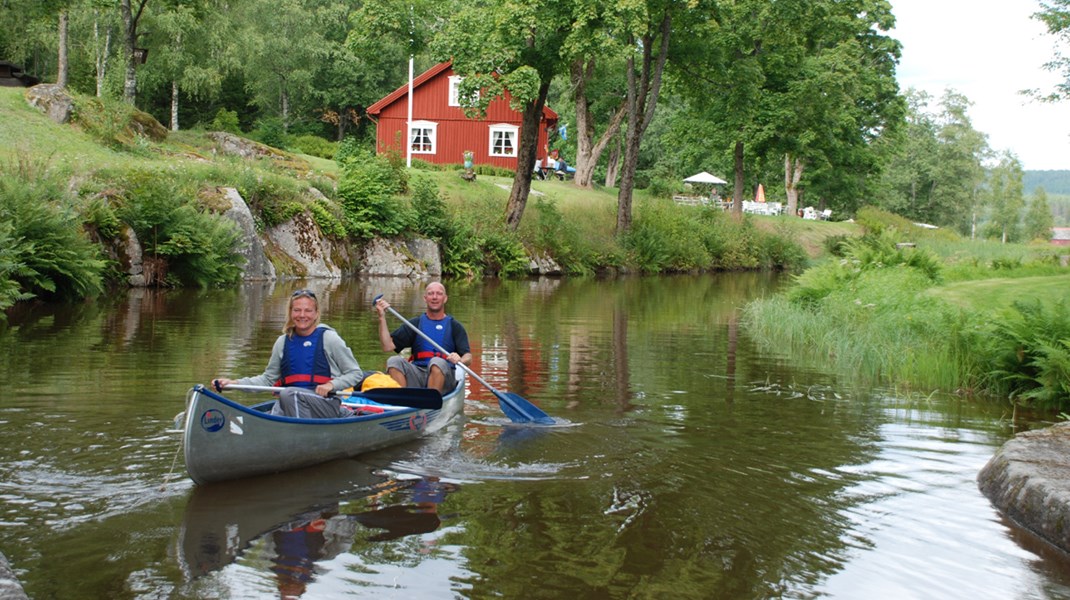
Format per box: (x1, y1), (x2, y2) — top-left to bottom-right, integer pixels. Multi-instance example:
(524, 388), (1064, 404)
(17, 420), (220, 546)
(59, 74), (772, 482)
(743, 208), (1070, 413)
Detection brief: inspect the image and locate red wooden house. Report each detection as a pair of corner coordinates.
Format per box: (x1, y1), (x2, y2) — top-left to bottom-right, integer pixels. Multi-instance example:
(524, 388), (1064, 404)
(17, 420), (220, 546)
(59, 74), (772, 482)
(1053, 227), (1070, 246)
(366, 61), (558, 170)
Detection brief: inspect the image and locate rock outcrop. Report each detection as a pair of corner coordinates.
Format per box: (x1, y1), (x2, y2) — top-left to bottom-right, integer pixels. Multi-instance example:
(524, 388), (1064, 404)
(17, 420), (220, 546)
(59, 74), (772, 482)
(264, 211), (350, 279)
(361, 238), (441, 278)
(0, 551), (28, 600)
(978, 422), (1070, 553)
(220, 187), (275, 280)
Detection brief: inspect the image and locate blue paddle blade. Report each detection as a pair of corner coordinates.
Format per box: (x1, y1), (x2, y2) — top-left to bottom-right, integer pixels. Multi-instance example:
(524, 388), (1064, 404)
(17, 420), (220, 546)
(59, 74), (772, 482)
(494, 390), (555, 425)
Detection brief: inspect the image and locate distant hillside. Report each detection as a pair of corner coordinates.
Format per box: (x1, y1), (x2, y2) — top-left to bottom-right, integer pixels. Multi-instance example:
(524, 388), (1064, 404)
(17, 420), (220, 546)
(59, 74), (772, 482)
(1024, 170), (1070, 195)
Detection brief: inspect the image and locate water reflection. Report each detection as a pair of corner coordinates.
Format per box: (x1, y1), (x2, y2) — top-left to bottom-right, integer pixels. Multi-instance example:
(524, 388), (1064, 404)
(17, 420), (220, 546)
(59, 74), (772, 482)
(179, 459), (459, 596)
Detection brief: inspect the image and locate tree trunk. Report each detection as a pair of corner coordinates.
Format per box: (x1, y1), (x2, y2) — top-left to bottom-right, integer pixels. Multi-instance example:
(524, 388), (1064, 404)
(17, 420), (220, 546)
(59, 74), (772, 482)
(616, 13), (672, 235)
(170, 80), (180, 131)
(784, 153), (804, 215)
(94, 13), (112, 97)
(604, 136), (621, 188)
(57, 10), (69, 88)
(281, 88), (290, 132)
(571, 59), (626, 189)
(732, 140), (744, 215)
(120, 0), (148, 104)
(504, 80), (552, 231)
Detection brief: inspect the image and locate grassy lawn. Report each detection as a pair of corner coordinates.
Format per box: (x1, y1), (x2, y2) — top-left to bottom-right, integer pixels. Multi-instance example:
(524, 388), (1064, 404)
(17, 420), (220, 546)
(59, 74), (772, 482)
(931, 273), (1070, 313)
(751, 213), (861, 257)
(0, 86), (135, 171)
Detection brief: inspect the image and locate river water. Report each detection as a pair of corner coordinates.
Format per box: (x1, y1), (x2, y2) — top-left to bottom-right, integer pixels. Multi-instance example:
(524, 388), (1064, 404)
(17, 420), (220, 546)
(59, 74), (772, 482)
(0, 274), (1068, 599)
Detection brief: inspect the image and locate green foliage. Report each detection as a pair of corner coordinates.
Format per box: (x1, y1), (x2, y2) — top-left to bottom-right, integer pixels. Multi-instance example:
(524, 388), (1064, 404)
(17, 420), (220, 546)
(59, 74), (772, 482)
(83, 195), (123, 240)
(334, 136), (366, 167)
(337, 152), (412, 239)
(411, 176), (450, 239)
(624, 201), (710, 273)
(646, 177), (677, 199)
(232, 167), (307, 229)
(250, 117), (288, 149)
(308, 199), (347, 238)
(757, 226), (808, 270)
(1023, 188), (1055, 241)
(113, 171), (244, 287)
(73, 96), (147, 151)
(440, 219), (484, 279)
(474, 164), (515, 177)
(524, 198), (604, 276)
(0, 171), (105, 302)
(978, 300), (1070, 409)
(0, 221), (27, 312)
(823, 234), (851, 257)
(289, 135), (337, 159)
(789, 230), (941, 307)
(480, 232), (530, 278)
(210, 109), (242, 135)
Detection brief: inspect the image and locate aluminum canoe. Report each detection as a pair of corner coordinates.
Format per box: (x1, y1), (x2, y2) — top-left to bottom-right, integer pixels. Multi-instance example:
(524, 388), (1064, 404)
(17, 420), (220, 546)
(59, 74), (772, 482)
(182, 375), (465, 484)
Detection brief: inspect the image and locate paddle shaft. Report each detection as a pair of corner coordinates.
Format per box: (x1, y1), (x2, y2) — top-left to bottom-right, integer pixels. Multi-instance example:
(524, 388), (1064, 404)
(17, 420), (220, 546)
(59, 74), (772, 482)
(378, 303), (499, 394)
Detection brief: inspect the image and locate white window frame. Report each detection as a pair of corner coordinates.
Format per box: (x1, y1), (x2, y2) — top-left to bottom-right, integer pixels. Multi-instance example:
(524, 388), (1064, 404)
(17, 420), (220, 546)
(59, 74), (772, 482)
(488, 124), (519, 158)
(409, 120), (437, 155)
(448, 75), (479, 107)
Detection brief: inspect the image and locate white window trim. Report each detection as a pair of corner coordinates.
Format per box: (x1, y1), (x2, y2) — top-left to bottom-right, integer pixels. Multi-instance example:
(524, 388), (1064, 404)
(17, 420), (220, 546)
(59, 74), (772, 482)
(448, 76), (462, 107)
(409, 120), (437, 155)
(448, 75), (479, 108)
(488, 124), (519, 158)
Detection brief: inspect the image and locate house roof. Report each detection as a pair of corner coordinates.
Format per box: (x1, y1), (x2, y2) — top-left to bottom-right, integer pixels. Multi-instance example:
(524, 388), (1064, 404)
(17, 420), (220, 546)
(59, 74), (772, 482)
(366, 60), (558, 122)
(1053, 227), (1070, 241)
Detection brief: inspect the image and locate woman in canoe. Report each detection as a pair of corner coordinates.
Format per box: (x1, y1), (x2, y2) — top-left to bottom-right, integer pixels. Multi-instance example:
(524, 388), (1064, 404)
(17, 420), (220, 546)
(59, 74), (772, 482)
(212, 289), (364, 418)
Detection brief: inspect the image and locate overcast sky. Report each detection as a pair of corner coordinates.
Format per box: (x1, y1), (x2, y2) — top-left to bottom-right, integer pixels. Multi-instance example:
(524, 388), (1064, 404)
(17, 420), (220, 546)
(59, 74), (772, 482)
(889, 0), (1069, 171)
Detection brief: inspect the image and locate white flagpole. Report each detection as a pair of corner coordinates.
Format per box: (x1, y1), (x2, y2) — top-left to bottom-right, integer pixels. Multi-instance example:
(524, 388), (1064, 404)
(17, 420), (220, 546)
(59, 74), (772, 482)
(406, 6), (414, 169)
(406, 56), (413, 169)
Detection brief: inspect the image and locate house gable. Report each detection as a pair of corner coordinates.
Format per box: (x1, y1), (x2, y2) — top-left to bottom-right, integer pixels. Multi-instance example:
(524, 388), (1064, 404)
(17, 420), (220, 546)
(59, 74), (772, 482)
(367, 61), (557, 169)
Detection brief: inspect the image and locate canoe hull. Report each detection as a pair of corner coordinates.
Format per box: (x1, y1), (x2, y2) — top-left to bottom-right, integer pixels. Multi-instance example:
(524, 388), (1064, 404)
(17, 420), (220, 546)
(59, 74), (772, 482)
(182, 378), (464, 484)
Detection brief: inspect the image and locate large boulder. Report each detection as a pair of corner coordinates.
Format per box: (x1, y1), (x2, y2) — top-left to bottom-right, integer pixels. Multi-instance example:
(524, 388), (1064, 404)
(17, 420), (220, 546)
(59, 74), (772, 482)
(207, 132), (285, 160)
(978, 422), (1070, 553)
(24, 83), (73, 124)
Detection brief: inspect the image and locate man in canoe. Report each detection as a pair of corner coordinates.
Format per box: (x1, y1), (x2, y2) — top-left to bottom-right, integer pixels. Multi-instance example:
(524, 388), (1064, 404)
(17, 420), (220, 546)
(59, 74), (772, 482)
(374, 282), (472, 393)
(212, 289), (364, 418)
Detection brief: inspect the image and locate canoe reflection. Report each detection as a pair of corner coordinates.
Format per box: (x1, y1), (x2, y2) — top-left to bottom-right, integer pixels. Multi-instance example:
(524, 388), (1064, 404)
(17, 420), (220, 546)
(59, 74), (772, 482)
(178, 458), (459, 595)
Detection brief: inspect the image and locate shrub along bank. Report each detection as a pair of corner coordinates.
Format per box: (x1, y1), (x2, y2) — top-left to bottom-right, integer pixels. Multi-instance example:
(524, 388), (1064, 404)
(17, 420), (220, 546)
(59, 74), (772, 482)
(743, 207), (1070, 412)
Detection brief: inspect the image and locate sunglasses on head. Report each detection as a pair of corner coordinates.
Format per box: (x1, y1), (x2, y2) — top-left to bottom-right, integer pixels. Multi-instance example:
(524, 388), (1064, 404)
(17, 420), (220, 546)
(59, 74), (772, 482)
(291, 289), (316, 299)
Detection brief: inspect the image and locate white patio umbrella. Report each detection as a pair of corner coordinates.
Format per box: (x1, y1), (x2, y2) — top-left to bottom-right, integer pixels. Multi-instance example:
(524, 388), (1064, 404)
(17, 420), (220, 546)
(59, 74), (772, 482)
(683, 171), (727, 185)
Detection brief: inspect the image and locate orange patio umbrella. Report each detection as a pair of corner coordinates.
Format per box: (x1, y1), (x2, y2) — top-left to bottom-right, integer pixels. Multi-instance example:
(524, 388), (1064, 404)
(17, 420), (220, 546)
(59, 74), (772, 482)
(755, 183), (766, 203)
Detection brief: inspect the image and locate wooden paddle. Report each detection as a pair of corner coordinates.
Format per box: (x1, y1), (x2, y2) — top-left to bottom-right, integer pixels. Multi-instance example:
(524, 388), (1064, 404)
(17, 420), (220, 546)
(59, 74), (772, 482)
(217, 383), (443, 410)
(374, 294), (555, 425)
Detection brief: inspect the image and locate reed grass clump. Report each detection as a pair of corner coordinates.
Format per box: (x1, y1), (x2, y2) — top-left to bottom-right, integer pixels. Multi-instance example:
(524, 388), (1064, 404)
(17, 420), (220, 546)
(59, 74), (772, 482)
(745, 212), (1070, 410)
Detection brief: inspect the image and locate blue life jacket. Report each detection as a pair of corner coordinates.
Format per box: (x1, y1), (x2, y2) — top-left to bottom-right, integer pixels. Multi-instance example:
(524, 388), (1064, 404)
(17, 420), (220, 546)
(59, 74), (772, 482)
(411, 315), (453, 366)
(276, 326), (332, 389)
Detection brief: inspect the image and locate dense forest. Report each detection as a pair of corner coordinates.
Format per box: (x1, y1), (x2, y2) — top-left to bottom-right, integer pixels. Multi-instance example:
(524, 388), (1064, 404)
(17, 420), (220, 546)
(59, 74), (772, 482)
(2, 0), (1069, 236)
